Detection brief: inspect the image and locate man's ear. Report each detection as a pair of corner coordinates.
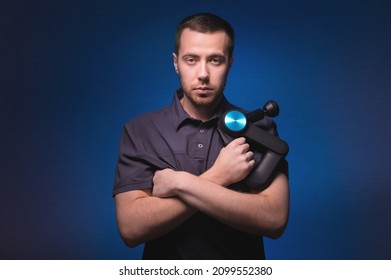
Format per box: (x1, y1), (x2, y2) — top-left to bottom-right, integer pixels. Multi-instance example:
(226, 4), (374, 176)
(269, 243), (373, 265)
(173, 53), (179, 73)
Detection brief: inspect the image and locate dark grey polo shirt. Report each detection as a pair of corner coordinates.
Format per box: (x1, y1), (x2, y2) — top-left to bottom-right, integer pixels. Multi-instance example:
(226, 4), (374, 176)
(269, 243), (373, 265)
(113, 89), (287, 259)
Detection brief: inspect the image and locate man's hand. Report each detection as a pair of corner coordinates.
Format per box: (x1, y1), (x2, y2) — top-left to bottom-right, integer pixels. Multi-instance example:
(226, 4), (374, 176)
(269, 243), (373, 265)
(152, 169), (181, 198)
(203, 137), (255, 187)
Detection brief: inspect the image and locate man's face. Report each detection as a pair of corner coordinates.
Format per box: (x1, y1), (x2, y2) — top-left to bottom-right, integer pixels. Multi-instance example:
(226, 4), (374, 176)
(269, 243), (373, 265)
(174, 28), (233, 114)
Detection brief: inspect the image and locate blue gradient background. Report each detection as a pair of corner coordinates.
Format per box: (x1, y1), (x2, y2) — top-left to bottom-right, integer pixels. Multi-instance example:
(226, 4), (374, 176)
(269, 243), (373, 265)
(1, 0), (390, 259)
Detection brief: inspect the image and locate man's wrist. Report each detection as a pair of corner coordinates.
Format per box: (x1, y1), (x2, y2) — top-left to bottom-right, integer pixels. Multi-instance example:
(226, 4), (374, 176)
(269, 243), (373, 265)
(201, 167), (228, 187)
(171, 171), (192, 195)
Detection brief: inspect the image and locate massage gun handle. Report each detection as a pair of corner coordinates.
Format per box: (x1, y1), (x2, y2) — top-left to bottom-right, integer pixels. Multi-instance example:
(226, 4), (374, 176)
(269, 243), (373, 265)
(218, 124), (289, 190)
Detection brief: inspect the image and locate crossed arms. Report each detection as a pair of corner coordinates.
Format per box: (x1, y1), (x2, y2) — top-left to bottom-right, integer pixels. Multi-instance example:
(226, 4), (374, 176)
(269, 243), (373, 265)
(115, 137), (289, 248)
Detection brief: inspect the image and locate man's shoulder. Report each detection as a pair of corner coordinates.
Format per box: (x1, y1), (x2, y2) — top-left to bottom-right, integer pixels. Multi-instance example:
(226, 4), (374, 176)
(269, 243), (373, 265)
(124, 104), (173, 133)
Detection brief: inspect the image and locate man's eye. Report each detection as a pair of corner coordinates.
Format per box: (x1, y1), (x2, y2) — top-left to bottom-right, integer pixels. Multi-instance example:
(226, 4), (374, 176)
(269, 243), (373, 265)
(211, 57), (224, 65)
(185, 57), (196, 65)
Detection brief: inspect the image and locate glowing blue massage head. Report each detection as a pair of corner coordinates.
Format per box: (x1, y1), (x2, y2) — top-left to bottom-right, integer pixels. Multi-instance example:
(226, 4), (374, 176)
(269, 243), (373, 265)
(224, 110), (247, 132)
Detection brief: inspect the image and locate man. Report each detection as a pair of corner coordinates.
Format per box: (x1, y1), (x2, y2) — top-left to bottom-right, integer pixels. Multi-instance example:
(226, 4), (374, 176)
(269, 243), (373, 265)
(113, 13), (289, 259)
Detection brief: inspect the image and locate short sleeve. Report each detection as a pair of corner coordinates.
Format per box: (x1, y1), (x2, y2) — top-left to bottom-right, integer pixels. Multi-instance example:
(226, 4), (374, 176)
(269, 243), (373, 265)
(112, 122), (155, 196)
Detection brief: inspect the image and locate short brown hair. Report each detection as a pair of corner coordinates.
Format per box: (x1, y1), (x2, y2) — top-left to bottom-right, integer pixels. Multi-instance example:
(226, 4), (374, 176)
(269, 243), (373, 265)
(175, 13), (235, 56)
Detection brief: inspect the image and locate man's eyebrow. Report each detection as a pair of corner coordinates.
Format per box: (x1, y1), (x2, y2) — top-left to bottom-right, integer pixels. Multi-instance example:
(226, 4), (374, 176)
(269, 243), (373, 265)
(181, 52), (226, 57)
(209, 54), (226, 58)
(181, 53), (199, 57)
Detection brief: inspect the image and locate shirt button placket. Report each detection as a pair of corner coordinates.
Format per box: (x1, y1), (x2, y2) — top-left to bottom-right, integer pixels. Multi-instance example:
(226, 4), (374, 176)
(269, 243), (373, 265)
(196, 125), (206, 153)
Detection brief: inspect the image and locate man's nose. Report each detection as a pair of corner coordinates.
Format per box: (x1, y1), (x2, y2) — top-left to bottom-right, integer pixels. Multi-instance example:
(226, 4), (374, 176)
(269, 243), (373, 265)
(197, 62), (209, 82)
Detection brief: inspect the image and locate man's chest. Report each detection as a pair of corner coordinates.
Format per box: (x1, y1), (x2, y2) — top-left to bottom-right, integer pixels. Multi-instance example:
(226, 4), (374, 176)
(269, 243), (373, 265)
(148, 123), (224, 175)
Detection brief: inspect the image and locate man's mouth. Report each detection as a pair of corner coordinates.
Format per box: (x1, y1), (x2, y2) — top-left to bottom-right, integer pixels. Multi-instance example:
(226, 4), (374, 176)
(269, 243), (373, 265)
(194, 87), (213, 94)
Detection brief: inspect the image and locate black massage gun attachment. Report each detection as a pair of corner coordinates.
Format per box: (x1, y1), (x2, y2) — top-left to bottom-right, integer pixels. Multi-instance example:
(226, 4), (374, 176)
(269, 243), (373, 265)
(246, 100), (280, 123)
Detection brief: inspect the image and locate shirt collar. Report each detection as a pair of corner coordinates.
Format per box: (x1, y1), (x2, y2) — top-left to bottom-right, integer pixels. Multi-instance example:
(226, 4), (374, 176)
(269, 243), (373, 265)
(172, 88), (233, 130)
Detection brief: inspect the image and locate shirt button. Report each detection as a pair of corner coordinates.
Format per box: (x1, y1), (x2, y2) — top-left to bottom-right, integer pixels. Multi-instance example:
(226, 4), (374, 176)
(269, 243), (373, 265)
(199, 129), (205, 134)
(198, 144), (204, 149)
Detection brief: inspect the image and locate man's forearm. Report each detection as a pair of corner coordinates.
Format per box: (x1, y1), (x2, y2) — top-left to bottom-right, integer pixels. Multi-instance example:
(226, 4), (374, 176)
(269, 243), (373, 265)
(167, 172), (289, 237)
(115, 190), (196, 247)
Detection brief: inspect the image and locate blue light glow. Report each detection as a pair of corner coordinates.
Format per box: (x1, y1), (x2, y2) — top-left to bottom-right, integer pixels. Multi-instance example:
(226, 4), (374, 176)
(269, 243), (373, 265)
(224, 110), (247, 132)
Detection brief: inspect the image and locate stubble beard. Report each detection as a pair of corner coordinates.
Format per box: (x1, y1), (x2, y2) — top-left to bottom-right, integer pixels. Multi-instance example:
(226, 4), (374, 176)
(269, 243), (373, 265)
(186, 90), (223, 111)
